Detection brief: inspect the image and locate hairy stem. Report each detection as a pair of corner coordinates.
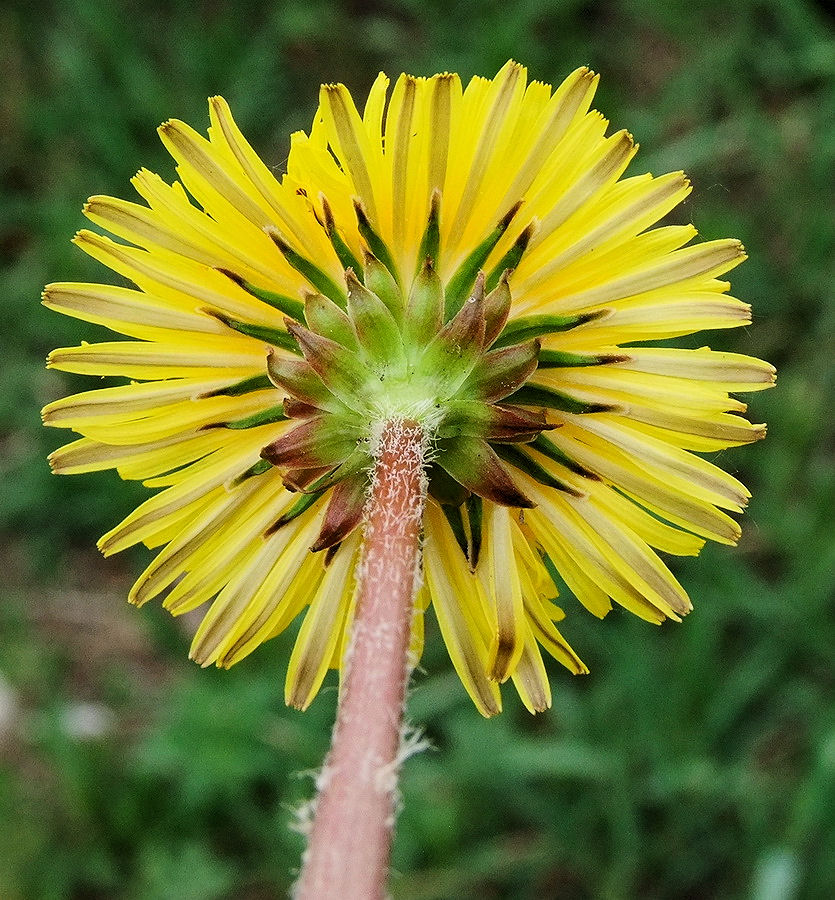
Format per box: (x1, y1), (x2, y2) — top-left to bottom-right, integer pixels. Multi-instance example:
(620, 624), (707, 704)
(296, 419), (427, 900)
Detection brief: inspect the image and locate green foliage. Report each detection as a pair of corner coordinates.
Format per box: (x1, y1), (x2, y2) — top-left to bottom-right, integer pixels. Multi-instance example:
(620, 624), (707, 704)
(1, 0), (832, 896)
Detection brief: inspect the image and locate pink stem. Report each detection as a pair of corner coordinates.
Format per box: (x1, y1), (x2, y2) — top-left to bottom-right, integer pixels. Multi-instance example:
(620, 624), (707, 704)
(296, 419), (427, 900)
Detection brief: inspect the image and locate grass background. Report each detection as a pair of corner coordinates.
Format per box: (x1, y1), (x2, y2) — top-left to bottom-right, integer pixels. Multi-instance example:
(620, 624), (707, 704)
(1, 0), (833, 897)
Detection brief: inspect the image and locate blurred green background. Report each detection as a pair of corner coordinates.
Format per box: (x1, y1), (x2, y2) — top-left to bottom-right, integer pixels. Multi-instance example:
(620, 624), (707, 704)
(1, 0), (833, 897)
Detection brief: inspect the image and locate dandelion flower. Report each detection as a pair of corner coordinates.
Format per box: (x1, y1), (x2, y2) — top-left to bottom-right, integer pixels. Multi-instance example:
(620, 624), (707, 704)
(44, 61), (774, 719)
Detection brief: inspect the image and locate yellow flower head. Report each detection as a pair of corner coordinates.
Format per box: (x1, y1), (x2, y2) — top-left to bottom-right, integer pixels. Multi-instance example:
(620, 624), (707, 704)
(43, 62), (774, 716)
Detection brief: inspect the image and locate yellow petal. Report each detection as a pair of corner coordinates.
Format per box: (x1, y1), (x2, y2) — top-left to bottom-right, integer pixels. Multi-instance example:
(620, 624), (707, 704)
(42, 377), (224, 426)
(620, 347), (777, 391)
(510, 622), (552, 714)
(158, 118), (274, 227)
(129, 479), (259, 606)
(423, 503), (501, 716)
(477, 503), (526, 682)
(48, 431), (226, 479)
(523, 593), (588, 673)
(496, 67), (598, 220)
(539, 427), (742, 544)
(97, 430), (268, 555)
(569, 414), (750, 511)
(48, 336), (267, 380)
(446, 61), (528, 254)
(190, 503), (325, 665)
(285, 533), (361, 709)
(163, 475), (295, 615)
(74, 229), (301, 326)
(319, 82), (381, 223)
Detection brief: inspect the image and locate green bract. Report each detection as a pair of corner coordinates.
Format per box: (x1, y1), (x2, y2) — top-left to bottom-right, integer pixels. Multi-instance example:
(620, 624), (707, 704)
(256, 243), (571, 558)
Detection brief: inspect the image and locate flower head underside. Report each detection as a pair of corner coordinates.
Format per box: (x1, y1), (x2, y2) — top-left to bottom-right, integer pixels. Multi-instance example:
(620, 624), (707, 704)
(43, 62), (774, 715)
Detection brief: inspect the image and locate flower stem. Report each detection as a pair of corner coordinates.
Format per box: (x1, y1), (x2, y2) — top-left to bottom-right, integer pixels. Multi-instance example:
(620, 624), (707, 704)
(296, 419), (427, 900)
